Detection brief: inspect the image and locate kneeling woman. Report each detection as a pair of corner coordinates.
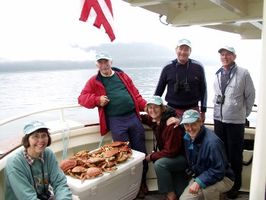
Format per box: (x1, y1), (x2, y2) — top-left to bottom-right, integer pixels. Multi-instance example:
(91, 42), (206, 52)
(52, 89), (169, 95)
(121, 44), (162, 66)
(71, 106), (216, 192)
(5, 121), (75, 200)
(141, 96), (188, 200)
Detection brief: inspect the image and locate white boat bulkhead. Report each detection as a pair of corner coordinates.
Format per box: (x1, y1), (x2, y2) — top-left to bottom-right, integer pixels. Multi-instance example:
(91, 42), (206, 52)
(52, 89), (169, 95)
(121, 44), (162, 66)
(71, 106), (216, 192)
(0, 105), (256, 200)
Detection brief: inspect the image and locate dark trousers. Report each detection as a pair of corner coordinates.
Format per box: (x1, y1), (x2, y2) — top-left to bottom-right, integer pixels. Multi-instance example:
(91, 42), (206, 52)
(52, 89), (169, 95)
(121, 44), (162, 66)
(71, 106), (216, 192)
(170, 106), (199, 119)
(214, 120), (245, 191)
(108, 113), (148, 182)
(154, 155), (188, 197)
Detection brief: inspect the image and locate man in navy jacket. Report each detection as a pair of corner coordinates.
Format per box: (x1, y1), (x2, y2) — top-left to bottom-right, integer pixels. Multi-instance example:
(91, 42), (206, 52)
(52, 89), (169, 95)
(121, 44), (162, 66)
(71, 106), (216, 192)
(180, 110), (234, 200)
(154, 39), (207, 121)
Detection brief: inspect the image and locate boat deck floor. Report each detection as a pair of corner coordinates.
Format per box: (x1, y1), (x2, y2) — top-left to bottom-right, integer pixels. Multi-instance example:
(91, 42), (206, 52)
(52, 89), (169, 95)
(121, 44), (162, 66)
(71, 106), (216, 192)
(135, 191), (249, 200)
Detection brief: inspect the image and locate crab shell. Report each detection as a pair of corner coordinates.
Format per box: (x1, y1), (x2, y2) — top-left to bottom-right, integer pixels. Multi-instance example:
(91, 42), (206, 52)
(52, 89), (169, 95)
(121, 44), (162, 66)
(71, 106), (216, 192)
(81, 167), (103, 180)
(118, 145), (132, 153)
(60, 159), (77, 173)
(74, 151), (89, 160)
(108, 141), (129, 147)
(102, 166), (117, 172)
(88, 147), (104, 156)
(103, 148), (120, 158)
(101, 160), (116, 168)
(116, 152), (130, 163)
(71, 166), (86, 173)
(88, 157), (105, 164)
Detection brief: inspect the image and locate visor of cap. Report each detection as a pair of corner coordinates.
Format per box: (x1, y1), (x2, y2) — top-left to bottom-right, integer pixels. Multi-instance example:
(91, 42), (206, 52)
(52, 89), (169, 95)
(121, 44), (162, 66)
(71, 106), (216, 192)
(177, 39), (192, 48)
(218, 46), (235, 54)
(147, 95), (163, 105)
(23, 121), (48, 135)
(180, 110), (200, 124)
(95, 53), (112, 61)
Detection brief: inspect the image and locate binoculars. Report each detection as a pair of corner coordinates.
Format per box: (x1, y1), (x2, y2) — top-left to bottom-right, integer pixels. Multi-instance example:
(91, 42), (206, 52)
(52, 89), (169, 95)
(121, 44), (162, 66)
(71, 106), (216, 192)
(174, 81), (191, 93)
(216, 94), (225, 104)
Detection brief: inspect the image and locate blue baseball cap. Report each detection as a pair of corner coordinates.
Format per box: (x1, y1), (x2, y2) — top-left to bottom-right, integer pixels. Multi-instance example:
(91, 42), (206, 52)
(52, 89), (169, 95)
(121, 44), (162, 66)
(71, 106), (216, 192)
(177, 39), (192, 48)
(147, 95), (163, 105)
(180, 109), (200, 124)
(218, 46), (236, 54)
(95, 52), (112, 61)
(23, 121), (48, 135)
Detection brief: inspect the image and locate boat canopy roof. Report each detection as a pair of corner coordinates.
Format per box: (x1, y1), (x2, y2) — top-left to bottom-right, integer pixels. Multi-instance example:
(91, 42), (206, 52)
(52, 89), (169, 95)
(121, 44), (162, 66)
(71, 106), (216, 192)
(122, 0), (263, 39)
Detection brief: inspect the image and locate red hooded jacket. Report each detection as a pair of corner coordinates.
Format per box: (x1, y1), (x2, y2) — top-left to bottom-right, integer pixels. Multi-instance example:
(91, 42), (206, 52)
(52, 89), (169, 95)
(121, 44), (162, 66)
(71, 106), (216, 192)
(78, 68), (147, 135)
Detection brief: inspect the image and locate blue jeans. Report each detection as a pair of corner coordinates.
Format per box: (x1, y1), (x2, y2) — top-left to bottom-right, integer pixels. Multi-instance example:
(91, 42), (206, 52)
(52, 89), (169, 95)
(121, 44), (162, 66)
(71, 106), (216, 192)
(108, 112), (148, 182)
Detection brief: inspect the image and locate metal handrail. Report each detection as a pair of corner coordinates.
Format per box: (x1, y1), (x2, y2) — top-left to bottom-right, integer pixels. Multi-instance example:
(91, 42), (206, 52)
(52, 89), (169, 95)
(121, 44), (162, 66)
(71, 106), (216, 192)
(1, 104), (258, 127)
(0, 104), (81, 127)
(0, 104), (83, 158)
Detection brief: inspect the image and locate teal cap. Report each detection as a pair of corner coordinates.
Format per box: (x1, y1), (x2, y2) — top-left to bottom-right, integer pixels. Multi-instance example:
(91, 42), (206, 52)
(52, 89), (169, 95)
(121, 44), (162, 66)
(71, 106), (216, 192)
(23, 121), (48, 135)
(95, 52), (112, 61)
(218, 46), (236, 54)
(180, 109), (200, 124)
(147, 95), (163, 105)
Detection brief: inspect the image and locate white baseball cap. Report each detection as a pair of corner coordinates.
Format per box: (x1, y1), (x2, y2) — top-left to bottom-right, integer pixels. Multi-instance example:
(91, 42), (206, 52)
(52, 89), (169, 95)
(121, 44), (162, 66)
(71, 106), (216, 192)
(147, 95), (163, 106)
(95, 52), (112, 61)
(218, 46), (236, 54)
(23, 121), (48, 135)
(176, 39), (192, 48)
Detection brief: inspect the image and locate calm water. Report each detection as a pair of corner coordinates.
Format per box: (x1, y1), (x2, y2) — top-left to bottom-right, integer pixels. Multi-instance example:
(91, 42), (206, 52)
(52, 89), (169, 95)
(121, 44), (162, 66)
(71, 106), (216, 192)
(0, 67), (163, 120)
(0, 64), (257, 148)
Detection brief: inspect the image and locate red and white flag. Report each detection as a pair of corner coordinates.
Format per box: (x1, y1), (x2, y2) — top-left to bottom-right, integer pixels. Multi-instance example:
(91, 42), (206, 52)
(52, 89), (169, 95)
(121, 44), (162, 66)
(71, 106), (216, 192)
(79, 0), (116, 42)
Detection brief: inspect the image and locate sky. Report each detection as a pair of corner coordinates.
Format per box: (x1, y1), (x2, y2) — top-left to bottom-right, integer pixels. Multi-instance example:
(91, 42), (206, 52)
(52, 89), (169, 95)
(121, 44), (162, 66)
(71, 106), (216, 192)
(0, 0), (261, 67)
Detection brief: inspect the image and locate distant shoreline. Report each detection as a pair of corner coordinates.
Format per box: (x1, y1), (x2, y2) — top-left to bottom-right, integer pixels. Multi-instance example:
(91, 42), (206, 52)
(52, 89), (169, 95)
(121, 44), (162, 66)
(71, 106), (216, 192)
(0, 58), (172, 73)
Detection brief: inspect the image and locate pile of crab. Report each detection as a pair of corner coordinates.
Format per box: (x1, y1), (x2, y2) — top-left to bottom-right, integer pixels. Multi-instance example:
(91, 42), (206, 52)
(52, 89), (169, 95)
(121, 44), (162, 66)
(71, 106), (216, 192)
(60, 141), (132, 182)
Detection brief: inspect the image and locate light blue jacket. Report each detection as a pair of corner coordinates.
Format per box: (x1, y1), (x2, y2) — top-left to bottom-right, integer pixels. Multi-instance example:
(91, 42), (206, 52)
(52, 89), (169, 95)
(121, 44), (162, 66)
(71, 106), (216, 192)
(5, 148), (72, 200)
(213, 65), (255, 123)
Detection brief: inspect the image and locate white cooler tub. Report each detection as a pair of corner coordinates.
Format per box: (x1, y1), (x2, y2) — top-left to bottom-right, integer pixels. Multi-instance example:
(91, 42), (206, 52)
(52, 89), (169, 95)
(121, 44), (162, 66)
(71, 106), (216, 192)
(67, 150), (145, 200)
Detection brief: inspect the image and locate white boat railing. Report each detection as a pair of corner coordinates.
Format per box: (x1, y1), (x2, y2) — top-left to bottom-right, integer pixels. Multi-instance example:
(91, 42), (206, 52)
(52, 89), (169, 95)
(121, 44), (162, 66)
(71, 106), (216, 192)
(0, 103), (258, 197)
(0, 104), (258, 127)
(0, 104), (82, 127)
(0, 104), (93, 157)
(0, 104), (257, 157)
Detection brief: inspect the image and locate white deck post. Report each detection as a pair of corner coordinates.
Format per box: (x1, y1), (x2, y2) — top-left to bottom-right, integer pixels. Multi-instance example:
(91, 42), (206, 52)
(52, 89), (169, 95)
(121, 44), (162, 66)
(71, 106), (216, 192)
(249, 0), (266, 199)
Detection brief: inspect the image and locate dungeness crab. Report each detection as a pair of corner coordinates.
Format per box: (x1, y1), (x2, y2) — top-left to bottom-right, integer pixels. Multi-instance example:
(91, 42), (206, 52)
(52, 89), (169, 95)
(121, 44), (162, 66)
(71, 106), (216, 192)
(60, 141), (132, 182)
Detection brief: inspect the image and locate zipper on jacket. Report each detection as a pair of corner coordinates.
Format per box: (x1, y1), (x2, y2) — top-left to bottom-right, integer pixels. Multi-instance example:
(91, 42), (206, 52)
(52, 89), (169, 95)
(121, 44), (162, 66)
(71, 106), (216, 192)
(220, 103), (223, 121)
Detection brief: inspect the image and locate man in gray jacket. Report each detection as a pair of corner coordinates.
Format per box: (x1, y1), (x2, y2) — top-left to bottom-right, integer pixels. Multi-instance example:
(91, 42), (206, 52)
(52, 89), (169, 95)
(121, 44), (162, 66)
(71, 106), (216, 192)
(213, 46), (255, 199)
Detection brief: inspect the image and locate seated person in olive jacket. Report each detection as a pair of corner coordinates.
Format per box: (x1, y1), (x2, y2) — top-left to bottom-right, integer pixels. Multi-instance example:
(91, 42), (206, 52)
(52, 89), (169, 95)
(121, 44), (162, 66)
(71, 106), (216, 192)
(141, 96), (187, 200)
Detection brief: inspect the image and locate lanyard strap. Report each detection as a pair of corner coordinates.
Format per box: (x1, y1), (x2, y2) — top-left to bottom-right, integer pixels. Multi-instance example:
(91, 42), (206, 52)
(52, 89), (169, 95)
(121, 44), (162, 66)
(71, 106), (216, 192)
(29, 161), (47, 196)
(217, 65), (236, 95)
(176, 60), (190, 83)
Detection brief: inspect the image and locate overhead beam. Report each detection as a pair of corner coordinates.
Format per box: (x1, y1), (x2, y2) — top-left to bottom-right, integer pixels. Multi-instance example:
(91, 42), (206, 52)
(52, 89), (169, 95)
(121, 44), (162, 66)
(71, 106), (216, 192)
(168, 7), (261, 27)
(204, 22), (262, 39)
(127, 0), (169, 7)
(250, 21), (263, 30)
(209, 0), (247, 16)
(122, 0), (263, 39)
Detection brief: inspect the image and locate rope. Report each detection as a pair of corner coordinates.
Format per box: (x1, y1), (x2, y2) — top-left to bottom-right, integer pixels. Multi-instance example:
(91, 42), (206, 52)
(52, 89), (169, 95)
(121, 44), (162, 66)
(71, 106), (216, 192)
(62, 121), (70, 160)
(98, 135), (105, 148)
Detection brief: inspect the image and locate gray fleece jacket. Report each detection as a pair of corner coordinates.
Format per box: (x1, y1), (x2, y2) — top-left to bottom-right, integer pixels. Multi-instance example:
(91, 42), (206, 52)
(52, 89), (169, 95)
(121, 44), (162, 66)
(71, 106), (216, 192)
(213, 65), (255, 124)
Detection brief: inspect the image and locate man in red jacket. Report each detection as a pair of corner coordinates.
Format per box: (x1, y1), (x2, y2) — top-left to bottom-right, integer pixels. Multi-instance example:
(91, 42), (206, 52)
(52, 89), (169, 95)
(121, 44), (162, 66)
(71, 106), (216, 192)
(78, 52), (148, 198)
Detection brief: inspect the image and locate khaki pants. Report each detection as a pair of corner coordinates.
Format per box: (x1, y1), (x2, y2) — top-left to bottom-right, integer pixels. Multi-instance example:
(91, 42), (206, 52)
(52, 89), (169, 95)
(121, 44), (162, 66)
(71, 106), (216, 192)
(72, 195), (80, 200)
(180, 177), (234, 200)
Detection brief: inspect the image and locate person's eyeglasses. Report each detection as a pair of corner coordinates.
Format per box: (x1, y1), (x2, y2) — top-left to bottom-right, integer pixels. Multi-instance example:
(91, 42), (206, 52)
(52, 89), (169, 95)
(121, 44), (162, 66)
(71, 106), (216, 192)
(30, 133), (48, 140)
